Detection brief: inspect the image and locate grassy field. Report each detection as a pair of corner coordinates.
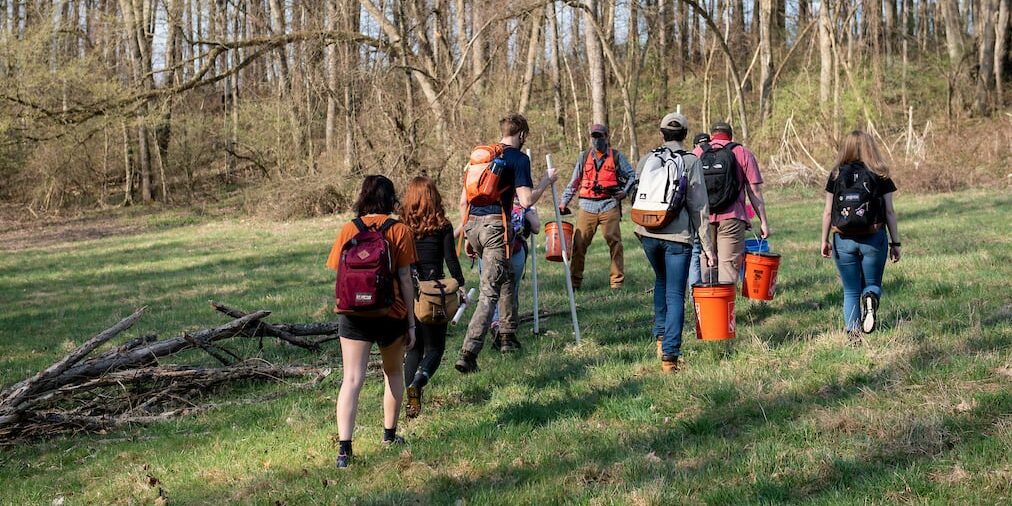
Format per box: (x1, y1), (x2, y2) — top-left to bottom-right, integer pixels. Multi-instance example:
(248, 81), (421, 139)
(1, 188), (1010, 505)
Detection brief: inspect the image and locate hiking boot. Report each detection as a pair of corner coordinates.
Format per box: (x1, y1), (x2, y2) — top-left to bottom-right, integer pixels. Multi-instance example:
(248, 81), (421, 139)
(661, 355), (680, 373)
(860, 292), (879, 334)
(499, 333), (522, 353)
(490, 325), (502, 350)
(455, 351), (479, 374)
(655, 337), (663, 359)
(336, 451), (351, 469)
(405, 384), (422, 419)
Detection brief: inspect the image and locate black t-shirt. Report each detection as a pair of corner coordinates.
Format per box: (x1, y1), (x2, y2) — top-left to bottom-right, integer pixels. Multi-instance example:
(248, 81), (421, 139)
(470, 147), (534, 216)
(825, 164), (897, 226)
(413, 225), (465, 286)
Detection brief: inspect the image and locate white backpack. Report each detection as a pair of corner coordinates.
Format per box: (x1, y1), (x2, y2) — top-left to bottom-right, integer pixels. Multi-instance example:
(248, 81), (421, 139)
(631, 147), (690, 230)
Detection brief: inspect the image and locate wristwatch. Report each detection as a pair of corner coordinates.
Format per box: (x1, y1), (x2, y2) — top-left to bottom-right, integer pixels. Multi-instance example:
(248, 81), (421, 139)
(889, 242), (901, 247)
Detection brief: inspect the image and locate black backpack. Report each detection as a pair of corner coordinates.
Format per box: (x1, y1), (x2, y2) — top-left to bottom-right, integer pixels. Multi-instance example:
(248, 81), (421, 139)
(699, 142), (741, 213)
(831, 162), (881, 235)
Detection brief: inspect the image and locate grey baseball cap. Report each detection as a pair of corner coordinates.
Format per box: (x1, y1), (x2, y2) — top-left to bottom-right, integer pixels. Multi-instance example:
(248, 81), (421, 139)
(660, 112), (688, 130)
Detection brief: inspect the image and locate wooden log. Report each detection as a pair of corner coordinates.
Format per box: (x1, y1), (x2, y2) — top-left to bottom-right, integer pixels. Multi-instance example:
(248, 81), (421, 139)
(208, 301), (321, 351)
(0, 308), (146, 416)
(271, 322), (341, 337)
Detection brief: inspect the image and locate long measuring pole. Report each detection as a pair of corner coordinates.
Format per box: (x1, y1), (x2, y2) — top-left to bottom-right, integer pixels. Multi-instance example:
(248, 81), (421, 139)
(545, 154), (581, 345)
(526, 149), (540, 334)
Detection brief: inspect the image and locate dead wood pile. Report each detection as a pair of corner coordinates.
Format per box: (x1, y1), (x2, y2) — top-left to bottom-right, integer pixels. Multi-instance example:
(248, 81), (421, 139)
(0, 301), (340, 444)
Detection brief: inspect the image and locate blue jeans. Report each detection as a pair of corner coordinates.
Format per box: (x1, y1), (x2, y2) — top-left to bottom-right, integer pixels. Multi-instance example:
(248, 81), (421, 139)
(639, 236), (691, 357)
(833, 229), (888, 331)
(687, 238), (702, 288)
(487, 247), (527, 325)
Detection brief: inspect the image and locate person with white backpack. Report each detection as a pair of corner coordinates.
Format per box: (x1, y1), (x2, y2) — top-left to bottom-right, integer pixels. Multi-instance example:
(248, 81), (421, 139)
(632, 112), (715, 373)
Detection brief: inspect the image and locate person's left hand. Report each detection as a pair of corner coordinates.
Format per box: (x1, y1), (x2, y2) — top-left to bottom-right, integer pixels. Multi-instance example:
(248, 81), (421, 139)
(889, 245), (901, 263)
(614, 191), (627, 200)
(759, 222), (771, 239)
(405, 326), (416, 350)
(702, 252), (716, 268)
(544, 166), (558, 184)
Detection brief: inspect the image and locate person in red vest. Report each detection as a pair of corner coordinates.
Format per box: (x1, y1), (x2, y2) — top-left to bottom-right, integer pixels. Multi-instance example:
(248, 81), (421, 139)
(559, 124), (638, 290)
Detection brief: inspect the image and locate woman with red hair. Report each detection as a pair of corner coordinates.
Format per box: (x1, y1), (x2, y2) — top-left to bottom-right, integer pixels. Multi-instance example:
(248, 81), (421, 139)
(400, 176), (466, 418)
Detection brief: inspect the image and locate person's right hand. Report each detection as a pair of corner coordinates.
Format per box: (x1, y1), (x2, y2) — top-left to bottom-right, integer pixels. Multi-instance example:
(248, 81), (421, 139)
(544, 166), (558, 184)
(821, 241), (832, 258)
(559, 205), (571, 215)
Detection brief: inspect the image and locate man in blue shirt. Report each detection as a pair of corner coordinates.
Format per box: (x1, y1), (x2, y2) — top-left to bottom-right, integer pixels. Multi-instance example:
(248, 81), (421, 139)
(559, 124), (637, 289)
(455, 113), (557, 373)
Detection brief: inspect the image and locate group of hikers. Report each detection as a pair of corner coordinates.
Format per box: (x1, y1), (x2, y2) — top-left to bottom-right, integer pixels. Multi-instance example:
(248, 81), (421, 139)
(325, 111), (902, 468)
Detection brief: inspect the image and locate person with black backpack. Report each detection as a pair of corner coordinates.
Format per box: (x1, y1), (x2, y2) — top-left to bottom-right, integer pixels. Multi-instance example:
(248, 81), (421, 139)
(325, 175), (418, 468)
(820, 131), (901, 343)
(633, 112), (716, 373)
(690, 121), (771, 284)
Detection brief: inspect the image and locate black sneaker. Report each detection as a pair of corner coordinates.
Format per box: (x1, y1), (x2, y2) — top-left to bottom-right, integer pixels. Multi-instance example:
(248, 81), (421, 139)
(860, 292), (879, 334)
(405, 384), (422, 419)
(336, 451), (351, 469)
(454, 351), (478, 374)
(382, 435), (405, 447)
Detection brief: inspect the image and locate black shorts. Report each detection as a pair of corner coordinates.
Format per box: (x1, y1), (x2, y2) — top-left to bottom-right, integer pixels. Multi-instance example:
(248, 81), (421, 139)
(338, 314), (407, 348)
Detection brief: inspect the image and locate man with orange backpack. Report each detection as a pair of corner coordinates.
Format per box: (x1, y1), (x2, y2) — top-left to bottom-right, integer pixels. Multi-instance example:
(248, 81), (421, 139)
(455, 113), (557, 373)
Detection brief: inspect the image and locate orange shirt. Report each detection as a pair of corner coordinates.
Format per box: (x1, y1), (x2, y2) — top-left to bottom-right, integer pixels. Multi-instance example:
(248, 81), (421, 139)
(326, 215), (416, 320)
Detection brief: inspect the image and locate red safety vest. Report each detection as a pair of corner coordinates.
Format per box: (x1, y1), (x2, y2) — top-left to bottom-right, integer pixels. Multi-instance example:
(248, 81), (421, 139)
(578, 149), (620, 199)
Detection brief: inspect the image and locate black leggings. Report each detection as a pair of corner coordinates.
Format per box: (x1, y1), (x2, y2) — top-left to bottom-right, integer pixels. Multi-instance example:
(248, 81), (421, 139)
(404, 322), (448, 387)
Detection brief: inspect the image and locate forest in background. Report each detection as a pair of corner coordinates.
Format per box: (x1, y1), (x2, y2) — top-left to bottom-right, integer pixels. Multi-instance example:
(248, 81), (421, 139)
(0, 0), (1009, 219)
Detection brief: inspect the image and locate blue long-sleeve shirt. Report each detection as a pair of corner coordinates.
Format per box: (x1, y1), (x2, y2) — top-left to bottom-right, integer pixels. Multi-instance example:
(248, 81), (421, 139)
(560, 148), (637, 214)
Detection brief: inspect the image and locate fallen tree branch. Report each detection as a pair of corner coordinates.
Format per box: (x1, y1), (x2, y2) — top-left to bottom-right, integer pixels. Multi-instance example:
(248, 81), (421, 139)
(209, 301), (320, 351)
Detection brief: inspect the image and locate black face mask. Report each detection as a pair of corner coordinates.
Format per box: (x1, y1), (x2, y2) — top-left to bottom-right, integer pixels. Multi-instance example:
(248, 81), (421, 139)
(593, 137), (608, 153)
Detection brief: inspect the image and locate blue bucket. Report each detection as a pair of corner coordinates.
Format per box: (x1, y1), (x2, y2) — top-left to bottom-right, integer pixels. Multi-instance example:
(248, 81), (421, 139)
(741, 237), (769, 276)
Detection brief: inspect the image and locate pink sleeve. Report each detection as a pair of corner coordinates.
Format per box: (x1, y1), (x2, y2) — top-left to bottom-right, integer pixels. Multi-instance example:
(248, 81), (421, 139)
(735, 146), (763, 185)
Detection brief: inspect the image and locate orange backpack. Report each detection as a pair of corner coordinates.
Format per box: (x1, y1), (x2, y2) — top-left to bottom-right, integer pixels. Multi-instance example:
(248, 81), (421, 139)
(463, 144), (506, 206)
(458, 143), (512, 258)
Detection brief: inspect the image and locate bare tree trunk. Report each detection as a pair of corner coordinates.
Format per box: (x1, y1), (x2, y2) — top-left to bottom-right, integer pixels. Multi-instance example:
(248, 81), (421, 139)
(325, 0), (338, 153)
(268, 0), (304, 163)
(679, 0), (688, 80)
(582, 0), (607, 125)
(976, 0), (999, 114)
(758, 0), (774, 120)
(547, 1), (565, 133)
(119, 0), (152, 203)
(518, 7), (544, 113)
(819, 0), (833, 104)
(997, 0), (1010, 105)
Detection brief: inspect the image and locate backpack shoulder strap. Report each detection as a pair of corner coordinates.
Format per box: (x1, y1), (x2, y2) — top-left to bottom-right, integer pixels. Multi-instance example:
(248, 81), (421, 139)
(352, 218), (368, 233)
(378, 218), (398, 233)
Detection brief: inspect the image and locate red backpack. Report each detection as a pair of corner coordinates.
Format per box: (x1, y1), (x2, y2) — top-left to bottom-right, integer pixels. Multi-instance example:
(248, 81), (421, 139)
(335, 218), (397, 316)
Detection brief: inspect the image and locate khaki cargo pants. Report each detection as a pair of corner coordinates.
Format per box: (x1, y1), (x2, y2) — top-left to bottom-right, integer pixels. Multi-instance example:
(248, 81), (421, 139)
(570, 206), (624, 288)
(702, 218), (746, 284)
(461, 214), (516, 356)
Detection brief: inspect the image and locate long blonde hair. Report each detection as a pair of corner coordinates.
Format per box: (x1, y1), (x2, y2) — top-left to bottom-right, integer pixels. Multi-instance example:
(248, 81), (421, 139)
(832, 130), (890, 178)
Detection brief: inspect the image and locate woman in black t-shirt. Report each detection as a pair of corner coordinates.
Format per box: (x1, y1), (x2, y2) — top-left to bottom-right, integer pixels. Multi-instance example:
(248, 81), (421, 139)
(820, 131), (902, 343)
(400, 176), (466, 418)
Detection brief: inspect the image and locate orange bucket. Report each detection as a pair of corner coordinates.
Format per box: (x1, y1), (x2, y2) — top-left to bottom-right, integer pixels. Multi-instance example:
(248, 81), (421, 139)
(692, 283), (737, 340)
(544, 221), (574, 262)
(741, 252), (781, 301)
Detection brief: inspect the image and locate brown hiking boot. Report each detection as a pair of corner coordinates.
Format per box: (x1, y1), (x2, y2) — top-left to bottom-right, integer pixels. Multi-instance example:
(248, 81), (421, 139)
(499, 333), (522, 353)
(454, 351), (479, 374)
(405, 384), (422, 418)
(661, 355), (680, 373)
(655, 338), (663, 359)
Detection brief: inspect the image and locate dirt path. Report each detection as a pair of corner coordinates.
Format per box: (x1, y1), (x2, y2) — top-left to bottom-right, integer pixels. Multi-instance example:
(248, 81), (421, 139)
(0, 211), (149, 251)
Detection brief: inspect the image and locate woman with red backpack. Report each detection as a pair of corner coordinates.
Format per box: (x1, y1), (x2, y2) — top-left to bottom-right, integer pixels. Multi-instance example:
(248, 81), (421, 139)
(325, 175), (417, 468)
(821, 131), (902, 344)
(399, 176), (466, 419)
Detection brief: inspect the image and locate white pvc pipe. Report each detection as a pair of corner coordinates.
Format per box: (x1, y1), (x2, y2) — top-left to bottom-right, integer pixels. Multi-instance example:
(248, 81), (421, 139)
(527, 149), (540, 335)
(545, 153), (581, 345)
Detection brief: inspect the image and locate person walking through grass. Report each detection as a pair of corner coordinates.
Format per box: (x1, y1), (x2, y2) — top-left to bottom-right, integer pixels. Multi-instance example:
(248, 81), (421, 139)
(635, 112), (715, 372)
(326, 175), (417, 468)
(689, 121), (771, 285)
(399, 176), (466, 418)
(821, 130), (901, 344)
(558, 123), (638, 290)
(454, 113), (556, 373)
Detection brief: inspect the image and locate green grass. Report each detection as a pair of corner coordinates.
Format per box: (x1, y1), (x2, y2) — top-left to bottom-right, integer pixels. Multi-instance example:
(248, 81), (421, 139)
(1, 188), (1010, 505)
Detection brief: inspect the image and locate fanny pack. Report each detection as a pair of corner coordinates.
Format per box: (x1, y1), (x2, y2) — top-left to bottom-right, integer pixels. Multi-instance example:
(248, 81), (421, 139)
(414, 278), (461, 325)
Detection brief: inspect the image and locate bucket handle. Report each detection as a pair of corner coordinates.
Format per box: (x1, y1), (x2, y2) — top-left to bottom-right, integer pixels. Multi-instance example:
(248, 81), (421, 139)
(751, 231), (768, 253)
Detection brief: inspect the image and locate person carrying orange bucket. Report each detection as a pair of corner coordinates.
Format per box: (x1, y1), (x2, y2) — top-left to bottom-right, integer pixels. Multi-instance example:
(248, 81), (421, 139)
(632, 111), (715, 373)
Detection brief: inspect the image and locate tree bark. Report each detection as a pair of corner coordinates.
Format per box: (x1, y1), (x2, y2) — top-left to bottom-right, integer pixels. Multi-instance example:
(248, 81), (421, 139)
(582, 0), (608, 125)
(518, 7), (544, 113)
(819, 0), (834, 104)
(758, 0), (775, 120)
(996, 0), (1010, 104)
(547, 1), (565, 132)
